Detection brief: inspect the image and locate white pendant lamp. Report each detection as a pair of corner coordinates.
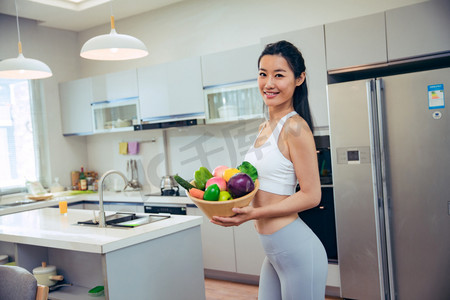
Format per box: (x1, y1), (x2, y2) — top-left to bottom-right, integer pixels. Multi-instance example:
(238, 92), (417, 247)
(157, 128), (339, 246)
(0, 0), (52, 79)
(80, 15), (148, 61)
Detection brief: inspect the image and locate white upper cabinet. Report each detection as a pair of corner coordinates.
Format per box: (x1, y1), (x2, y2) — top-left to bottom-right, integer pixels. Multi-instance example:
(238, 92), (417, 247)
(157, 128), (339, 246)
(137, 63), (169, 121)
(325, 2), (450, 71)
(91, 69), (139, 102)
(166, 57), (204, 117)
(325, 12), (387, 71)
(203, 81), (263, 124)
(201, 44), (265, 124)
(261, 26), (329, 129)
(201, 44), (263, 87)
(59, 78), (93, 136)
(386, 0), (450, 61)
(138, 56), (204, 122)
(91, 98), (140, 133)
(88, 69), (140, 133)
(60, 70), (140, 136)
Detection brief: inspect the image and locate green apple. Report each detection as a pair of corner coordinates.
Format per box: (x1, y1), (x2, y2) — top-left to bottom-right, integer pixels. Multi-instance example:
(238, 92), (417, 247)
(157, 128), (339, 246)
(218, 191), (232, 201)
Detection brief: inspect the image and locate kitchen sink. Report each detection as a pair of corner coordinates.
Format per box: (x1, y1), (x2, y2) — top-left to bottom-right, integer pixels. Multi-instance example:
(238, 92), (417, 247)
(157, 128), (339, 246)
(76, 213), (170, 228)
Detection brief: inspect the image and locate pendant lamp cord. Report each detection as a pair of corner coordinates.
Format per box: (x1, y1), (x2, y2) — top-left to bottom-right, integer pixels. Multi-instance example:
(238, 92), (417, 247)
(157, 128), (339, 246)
(14, 0), (23, 54)
(109, 0), (115, 30)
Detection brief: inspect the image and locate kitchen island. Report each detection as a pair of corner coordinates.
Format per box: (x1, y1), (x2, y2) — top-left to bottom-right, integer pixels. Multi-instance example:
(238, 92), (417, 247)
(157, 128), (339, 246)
(0, 208), (205, 300)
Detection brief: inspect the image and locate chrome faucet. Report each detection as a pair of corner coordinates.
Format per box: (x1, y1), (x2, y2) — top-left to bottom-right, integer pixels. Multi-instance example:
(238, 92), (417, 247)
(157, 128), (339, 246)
(98, 170), (128, 228)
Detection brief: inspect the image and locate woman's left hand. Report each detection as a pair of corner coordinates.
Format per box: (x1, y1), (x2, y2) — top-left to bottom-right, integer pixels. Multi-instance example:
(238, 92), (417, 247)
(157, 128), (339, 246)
(210, 206), (254, 227)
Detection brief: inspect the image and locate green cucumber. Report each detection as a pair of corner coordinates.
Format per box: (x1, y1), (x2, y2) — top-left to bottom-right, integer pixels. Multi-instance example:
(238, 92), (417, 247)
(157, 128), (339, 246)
(174, 174), (195, 191)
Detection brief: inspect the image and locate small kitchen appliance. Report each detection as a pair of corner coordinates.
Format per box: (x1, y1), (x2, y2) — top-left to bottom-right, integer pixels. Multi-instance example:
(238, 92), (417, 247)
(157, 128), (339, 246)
(159, 129), (179, 196)
(160, 175), (179, 196)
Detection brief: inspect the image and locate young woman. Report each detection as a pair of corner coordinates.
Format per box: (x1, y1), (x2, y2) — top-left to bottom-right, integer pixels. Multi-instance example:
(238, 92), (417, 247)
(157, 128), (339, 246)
(211, 40), (328, 299)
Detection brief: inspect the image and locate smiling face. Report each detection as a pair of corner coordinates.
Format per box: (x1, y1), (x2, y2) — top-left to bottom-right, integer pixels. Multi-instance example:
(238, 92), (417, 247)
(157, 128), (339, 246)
(258, 54), (305, 110)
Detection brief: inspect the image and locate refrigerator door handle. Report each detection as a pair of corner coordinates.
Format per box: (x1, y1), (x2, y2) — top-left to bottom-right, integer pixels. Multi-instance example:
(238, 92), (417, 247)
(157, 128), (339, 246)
(375, 79), (396, 300)
(367, 80), (383, 204)
(367, 79), (395, 300)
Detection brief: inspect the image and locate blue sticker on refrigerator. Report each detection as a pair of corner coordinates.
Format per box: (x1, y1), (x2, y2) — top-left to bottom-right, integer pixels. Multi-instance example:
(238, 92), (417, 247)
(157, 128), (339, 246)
(428, 84), (445, 109)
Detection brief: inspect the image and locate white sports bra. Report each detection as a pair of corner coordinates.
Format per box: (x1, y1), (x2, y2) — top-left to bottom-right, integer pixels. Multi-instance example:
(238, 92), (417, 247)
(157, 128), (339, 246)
(244, 111), (298, 195)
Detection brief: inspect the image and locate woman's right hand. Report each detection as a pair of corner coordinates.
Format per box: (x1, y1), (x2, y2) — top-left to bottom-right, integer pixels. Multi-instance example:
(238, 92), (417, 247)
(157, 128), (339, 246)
(210, 206), (255, 227)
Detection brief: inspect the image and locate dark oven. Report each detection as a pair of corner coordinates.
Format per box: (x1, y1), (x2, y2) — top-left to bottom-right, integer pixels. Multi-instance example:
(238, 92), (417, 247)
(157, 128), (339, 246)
(297, 135), (337, 262)
(144, 203), (187, 215)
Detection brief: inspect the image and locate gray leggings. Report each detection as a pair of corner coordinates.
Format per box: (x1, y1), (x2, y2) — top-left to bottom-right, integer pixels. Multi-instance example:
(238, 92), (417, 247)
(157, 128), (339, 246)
(258, 217), (328, 300)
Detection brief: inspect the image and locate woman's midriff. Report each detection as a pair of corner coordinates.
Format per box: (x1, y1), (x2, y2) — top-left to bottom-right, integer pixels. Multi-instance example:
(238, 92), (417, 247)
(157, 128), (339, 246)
(252, 190), (299, 235)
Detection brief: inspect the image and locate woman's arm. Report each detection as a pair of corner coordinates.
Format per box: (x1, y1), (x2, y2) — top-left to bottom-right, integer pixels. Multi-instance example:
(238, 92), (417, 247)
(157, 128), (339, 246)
(284, 116), (322, 211)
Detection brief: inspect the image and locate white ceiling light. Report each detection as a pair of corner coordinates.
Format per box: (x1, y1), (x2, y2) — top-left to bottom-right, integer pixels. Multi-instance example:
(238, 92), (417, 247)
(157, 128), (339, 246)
(28, 0), (111, 12)
(0, 0), (52, 80)
(80, 1), (148, 61)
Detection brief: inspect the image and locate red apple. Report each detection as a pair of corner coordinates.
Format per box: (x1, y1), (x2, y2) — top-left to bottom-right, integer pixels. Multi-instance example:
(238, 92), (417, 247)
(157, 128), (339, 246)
(205, 177), (227, 191)
(213, 165), (229, 179)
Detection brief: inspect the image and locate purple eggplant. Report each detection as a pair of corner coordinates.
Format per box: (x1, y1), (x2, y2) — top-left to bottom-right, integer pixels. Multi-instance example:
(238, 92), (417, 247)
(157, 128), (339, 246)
(227, 173), (255, 198)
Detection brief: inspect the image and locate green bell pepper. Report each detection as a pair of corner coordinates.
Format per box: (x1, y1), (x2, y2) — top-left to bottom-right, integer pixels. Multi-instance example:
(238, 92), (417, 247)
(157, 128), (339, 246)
(203, 184), (220, 201)
(194, 166), (213, 190)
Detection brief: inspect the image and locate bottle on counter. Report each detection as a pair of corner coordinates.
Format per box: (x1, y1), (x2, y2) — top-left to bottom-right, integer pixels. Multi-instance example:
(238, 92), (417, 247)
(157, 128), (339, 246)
(71, 171), (80, 190)
(79, 167), (87, 191)
(86, 177), (94, 191)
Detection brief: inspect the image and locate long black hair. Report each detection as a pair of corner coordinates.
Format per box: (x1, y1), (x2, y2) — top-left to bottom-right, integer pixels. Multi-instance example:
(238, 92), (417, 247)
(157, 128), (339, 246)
(258, 40), (313, 131)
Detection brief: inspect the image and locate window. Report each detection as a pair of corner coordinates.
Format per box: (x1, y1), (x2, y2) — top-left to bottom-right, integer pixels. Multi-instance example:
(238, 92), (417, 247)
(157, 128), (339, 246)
(0, 79), (49, 195)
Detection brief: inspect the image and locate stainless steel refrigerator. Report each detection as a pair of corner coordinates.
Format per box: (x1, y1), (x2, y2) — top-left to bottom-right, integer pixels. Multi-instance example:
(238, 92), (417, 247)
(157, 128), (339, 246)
(327, 67), (450, 300)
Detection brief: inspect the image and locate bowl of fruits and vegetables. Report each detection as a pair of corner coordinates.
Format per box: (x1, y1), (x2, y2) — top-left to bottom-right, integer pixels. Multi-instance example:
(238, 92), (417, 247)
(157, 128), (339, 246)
(174, 161), (259, 219)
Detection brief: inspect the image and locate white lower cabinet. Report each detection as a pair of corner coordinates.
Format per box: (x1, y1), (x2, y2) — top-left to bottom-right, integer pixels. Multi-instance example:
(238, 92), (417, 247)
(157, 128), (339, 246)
(187, 206), (237, 272)
(233, 220), (265, 276)
(187, 206), (265, 276)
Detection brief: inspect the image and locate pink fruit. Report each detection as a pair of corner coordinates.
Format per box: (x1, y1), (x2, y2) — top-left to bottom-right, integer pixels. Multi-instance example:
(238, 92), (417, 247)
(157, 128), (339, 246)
(205, 177), (227, 191)
(213, 165), (229, 179)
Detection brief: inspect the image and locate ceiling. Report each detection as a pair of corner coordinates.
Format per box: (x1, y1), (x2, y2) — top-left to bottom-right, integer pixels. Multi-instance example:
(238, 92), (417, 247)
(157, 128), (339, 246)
(0, 0), (188, 32)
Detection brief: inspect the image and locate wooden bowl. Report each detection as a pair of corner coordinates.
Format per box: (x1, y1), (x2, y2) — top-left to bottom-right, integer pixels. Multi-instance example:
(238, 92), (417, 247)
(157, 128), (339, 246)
(187, 180), (259, 219)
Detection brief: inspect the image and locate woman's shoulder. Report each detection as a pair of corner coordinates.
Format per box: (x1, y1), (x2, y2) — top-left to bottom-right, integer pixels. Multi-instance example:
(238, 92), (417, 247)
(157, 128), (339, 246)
(284, 113), (312, 139)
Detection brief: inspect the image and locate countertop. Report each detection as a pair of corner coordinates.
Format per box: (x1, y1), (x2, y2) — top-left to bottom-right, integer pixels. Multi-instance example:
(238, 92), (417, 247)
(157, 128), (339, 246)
(0, 207), (202, 254)
(0, 191), (194, 216)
